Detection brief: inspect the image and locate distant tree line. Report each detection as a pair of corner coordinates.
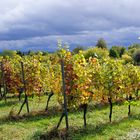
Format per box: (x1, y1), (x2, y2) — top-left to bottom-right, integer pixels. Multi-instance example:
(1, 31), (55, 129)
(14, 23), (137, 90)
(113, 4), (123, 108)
(1, 38), (140, 65)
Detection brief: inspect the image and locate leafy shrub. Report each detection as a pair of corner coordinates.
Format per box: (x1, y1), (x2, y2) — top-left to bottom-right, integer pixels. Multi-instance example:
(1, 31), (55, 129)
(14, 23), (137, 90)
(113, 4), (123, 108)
(122, 54), (133, 64)
(83, 47), (109, 59)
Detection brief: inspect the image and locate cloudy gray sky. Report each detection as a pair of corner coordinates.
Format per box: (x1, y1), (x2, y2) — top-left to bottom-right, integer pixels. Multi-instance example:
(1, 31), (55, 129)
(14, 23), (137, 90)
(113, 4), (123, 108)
(0, 0), (140, 51)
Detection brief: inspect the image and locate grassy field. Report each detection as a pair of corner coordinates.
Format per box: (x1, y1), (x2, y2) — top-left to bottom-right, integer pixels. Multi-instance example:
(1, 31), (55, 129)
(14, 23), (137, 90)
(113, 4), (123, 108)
(0, 95), (140, 140)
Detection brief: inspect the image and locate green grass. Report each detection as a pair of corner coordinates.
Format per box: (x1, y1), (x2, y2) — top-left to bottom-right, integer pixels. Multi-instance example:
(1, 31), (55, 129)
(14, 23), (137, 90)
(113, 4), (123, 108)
(0, 95), (140, 140)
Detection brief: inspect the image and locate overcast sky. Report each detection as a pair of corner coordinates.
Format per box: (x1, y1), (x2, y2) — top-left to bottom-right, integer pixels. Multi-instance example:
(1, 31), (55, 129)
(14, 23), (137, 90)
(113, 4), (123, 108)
(0, 0), (140, 51)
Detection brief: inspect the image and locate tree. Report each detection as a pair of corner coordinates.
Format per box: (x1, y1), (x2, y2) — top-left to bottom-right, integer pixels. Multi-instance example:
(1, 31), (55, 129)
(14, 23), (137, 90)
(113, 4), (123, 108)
(1, 50), (17, 57)
(109, 46), (125, 58)
(42, 51), (49, 56)
(133, 49), (140, 65)
(128, 43), (140, 49)
(96, 38), (107, 49)
(109, 48), (119, 58)
(119, 47), (125, 57)
(16, 50), (24, 57)
(27, 50), (35, 56)
(127, 44), (140, 57)
(72, 46), (84, 54)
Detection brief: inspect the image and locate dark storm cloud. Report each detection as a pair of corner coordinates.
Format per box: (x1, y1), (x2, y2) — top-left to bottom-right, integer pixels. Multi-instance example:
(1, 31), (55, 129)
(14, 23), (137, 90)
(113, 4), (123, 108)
(0, 0), (140, 51)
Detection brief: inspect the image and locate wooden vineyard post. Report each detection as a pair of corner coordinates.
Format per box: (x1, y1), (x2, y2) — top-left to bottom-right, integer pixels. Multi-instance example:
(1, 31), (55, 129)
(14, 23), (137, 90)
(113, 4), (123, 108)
(83, 104), (88, 128)
(128, 95), (132, 116)
(56, 59), (69, 130)
(18, 62), (29, 114)
(0, 62), (3, 99)
(0, 62), (7, 101)
(61, 60), (69, 130)
(108, 97), (113, 122)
